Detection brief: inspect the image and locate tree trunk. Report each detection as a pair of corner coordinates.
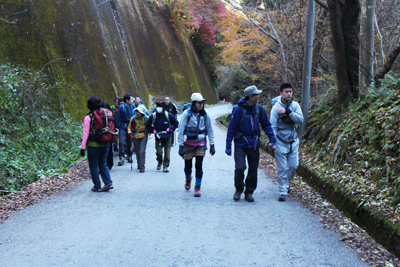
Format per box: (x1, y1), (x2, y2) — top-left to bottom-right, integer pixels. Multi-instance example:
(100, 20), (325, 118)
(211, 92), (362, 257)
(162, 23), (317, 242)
(341, 0), (361, 99)
(359, 0), (376, 98)
(327, 0), (360, 109)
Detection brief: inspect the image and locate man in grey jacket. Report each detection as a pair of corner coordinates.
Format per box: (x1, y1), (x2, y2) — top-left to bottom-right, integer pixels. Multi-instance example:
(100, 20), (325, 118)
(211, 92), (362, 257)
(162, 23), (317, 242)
(270, 83), (304, 202)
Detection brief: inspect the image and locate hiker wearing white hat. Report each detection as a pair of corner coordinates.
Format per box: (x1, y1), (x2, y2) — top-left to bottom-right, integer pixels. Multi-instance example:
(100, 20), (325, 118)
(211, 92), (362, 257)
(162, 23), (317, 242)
(128, 105), (150, 173)
(177, 92), (215, 197)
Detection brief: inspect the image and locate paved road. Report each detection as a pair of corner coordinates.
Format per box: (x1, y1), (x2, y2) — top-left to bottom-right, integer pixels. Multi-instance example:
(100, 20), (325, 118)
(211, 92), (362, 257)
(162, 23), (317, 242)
(0, 104), (367, 267)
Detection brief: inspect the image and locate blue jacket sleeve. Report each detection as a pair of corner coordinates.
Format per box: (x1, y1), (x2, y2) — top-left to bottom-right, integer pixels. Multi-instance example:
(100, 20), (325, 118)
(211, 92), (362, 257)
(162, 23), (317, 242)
(259, 105), (276, 146)
(116, 105), (124, 128)
(145, 115), (154, 132)
(226, 106), (241, 148)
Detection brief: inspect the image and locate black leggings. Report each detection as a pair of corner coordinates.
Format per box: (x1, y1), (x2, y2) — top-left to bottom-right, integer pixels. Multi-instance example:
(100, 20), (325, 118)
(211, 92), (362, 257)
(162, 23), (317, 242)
(184, 156), (204, 179)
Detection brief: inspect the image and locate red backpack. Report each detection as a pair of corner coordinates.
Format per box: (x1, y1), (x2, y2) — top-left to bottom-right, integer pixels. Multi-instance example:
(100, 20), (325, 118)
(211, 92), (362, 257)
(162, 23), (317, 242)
(89, 108), (119, 143)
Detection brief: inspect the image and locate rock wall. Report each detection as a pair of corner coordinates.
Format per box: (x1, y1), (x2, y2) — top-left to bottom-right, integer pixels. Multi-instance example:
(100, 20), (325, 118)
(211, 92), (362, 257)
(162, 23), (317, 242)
(0, 0), (217, 120)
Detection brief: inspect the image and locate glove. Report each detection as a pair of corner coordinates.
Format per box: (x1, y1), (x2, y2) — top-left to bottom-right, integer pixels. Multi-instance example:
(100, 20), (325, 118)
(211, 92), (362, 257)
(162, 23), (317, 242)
(166, 128), (170, 132)
(153, 130), (157, 134)
(80, 149), (85, 157)
(128, 133), (133, 139)
(225, 147), (232, 156)
(178, 146), (185, 157)
(210, 144), (215, 156)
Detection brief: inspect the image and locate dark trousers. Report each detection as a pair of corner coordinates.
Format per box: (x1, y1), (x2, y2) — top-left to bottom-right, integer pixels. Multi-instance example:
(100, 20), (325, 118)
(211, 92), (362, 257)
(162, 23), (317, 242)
(234, 146), (260, 194)
(87, 146), (112, 189)
(155, 137), (172, 167)
(118, 128), (132, 159)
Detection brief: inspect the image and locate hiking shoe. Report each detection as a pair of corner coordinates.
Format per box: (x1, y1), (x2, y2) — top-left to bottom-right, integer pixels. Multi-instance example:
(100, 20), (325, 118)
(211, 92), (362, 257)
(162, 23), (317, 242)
(233, 190), (242, 201)
(244, 193), (254, 202)
(100, 182), (113, 192)
(140, 168), (145, 173)
(184, 176), (192, 190)
(163, 166), (169, 172)
(194, 185), (201, 197)
(91, 186), (101, 192)
(278, 194), (286, 202)
(127, 157), (133, 163)
(157, 162), (162, 170)
(118, 158), (124, 166)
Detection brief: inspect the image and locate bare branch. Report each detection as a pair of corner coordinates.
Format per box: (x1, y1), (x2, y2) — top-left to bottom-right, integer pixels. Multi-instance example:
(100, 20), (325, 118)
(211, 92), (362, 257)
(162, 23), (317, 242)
(223, 0), (279, 44)
(42, 57), (73, 71)
(374, 41), (400, 82)
(314, 0), (328, 10)
(0, 17), (18, 24)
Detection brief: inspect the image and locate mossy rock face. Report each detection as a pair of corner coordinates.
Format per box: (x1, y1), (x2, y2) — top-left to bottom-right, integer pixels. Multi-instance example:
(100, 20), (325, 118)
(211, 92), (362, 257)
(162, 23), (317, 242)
(0, 0), (217, 120)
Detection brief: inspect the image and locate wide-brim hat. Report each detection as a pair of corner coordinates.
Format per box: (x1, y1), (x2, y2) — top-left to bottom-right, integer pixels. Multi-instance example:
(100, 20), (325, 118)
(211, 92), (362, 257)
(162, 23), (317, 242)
(134, 105), (147, 115)
(191, 92), (207, 102)
(244, 85), (262, 96)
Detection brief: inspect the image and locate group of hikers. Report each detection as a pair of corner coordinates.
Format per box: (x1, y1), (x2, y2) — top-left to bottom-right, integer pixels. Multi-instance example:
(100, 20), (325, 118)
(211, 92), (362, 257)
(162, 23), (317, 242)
(80, 83), (303, 201)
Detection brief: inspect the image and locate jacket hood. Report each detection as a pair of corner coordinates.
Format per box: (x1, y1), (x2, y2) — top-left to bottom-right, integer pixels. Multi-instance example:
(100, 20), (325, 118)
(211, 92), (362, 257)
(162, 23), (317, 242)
(237, 98), (253, 108)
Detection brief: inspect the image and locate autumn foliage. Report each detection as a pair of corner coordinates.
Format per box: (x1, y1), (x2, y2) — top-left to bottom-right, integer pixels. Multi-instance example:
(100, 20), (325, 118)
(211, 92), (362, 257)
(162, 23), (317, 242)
(166, 0), (229, 45)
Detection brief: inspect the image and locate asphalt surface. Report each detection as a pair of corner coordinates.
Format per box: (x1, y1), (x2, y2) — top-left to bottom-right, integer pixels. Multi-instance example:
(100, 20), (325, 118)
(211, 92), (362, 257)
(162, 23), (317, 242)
(0, 104), (367, 267)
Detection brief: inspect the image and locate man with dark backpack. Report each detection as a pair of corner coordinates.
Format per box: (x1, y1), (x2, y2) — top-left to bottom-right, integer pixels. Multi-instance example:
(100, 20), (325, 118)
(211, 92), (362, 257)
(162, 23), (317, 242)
(116, 94), (134, 166)
(145, 100), (178, 172)
(226, 85), (277, 202)
(270, 83), (303, 202)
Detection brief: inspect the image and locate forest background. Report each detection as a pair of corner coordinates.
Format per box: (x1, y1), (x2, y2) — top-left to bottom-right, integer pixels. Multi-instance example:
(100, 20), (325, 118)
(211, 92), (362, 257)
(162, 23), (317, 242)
(1, 0), (400, 259)
(162, 0), (400, 258)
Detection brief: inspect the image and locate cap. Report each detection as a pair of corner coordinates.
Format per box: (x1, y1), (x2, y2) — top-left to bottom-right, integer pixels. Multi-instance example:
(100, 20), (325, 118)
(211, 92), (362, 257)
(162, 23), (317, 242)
(155, 100), (165, 107)
(191, 92), (206, 102)
(244, 85), (262, 97)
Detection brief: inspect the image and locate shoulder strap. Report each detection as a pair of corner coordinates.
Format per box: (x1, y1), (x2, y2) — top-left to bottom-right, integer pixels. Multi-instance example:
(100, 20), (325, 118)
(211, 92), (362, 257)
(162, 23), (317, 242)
(238, 106), (247, 127)
(165, 111), (170, 127)
(152, 111), (156, 125)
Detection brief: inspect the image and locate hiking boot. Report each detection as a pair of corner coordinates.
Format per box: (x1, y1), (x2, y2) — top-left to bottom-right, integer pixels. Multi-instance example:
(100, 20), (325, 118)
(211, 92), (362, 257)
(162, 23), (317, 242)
(140, 168), (145, 173)
(100, 182), (113, 192)
(244, 193), (254, 202)
(118, 158), (124, 166)
(127, 157), (133, 163)
(278, 194), (286, 202)
(233, 190), (242, 201)
(194, 185), (201, 197)
(91, 186), (101, 192)
(157, 162), (162, 170)
(184, 176), (192, 190)
(163, 166), (169, 172)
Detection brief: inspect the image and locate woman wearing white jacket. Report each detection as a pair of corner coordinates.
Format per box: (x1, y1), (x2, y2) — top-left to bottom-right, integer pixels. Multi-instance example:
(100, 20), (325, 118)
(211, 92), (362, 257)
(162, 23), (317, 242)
(177, 93), (215, 197)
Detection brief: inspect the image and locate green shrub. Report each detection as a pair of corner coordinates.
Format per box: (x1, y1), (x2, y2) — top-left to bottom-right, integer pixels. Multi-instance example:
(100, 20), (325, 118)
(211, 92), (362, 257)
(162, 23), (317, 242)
(0, 62), (82, 194)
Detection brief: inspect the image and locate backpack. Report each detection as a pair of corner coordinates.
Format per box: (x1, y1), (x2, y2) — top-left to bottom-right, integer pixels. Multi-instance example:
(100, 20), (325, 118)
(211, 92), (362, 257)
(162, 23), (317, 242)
(182, 102), (191, 113)
(89, 108), (119, 143)
(235, 104), (261, 139)
(185, 110), (208, 140)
